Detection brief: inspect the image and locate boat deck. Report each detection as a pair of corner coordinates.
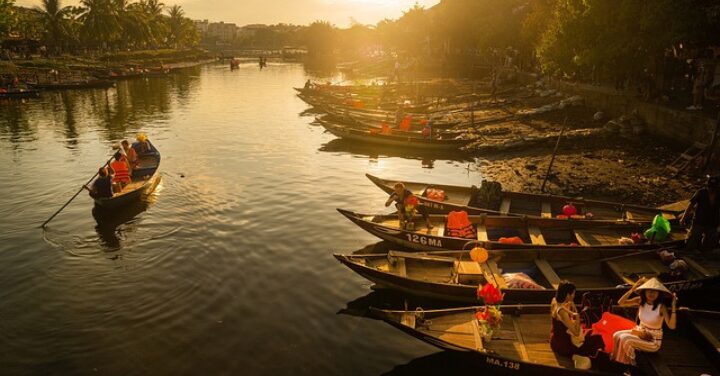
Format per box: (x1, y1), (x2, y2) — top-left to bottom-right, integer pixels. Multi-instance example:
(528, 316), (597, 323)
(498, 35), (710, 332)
(416, 310), (719, 374)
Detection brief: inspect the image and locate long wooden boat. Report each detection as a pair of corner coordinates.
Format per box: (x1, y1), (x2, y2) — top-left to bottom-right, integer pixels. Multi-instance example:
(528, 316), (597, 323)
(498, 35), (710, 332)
(32, 79), (115, 90)
(94, 142), (161, 209)
(371, 305), (720, 375)
(335, 248), (720, 304)
(320, 106), (462, 130)
(366, 174), (684, 222)
(336, 209), (687, 252)
(318, 116), (470, 151)
(0, 87), (40, 99)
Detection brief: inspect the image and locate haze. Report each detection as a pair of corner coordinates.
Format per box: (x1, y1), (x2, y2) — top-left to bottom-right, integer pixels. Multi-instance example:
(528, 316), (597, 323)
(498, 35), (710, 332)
(15, 0), (441, 26)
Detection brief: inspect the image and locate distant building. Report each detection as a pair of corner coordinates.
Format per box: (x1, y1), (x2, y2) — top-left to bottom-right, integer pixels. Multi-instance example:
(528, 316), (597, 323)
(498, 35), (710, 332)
(193, 19), (209, 37)
(207, 22), (238, 42)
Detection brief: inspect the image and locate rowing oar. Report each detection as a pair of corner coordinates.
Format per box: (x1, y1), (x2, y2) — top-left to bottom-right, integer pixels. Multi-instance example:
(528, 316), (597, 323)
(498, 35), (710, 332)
(40, 154), (116, 228)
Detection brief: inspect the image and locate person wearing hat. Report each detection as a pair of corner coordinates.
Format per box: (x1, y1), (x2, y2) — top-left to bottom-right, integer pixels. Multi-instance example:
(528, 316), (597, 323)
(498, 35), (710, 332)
(680, 175), (720, 253)
(132, 133), (155, 156)
(611, 277), (678, 365)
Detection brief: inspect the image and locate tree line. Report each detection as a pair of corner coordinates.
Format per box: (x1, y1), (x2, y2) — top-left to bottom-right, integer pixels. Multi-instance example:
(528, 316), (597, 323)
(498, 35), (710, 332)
(0, 0), (199, 54)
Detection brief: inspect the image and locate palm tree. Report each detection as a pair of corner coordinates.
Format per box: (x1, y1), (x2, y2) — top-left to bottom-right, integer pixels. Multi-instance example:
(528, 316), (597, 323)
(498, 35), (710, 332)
(140, 0), (166, 47)
(79, 0), (121, 50)
(166, 5), (197, 48)
(35, 0), (72, 54)
(114, 0), (152, 49)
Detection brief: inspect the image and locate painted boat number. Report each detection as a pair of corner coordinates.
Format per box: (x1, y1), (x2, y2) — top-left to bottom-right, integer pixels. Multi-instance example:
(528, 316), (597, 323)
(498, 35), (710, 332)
(668, 282), (703, 292)
(405, 234), (442, 247)
(486, 357), (520, 370)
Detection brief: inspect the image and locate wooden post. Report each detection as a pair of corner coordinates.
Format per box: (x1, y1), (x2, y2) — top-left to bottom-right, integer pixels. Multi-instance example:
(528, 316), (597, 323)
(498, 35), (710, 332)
(702, 112), (720, 174)
(541, 116), (568, 193)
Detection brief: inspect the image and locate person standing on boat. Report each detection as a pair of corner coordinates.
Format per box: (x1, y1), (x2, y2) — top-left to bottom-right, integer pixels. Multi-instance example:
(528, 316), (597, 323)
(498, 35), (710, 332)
(680, 175), (720, 252)
(121, 140), (138, 175)
(84, 167), (114, 199)
(611, 277), (677, 366)
(385, 182), (433, 230)
(550, 281), (605, 358)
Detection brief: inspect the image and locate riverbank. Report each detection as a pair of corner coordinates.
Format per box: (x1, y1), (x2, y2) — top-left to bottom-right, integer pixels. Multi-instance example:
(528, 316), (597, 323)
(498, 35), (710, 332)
(0, 49), (214, 81)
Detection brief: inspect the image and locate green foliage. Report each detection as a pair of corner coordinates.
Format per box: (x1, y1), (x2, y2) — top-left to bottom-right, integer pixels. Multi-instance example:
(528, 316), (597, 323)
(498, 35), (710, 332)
(0, 0), (14, 37)
(304, 21), (337, 57)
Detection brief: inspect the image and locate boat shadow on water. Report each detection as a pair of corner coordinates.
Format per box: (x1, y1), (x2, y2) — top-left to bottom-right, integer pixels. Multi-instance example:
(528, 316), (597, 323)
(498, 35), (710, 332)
(92, 198), (151, 249)
(319, 138), (473, 168)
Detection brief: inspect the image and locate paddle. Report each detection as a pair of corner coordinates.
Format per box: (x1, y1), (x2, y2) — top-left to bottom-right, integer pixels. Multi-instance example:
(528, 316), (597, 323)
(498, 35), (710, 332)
(40, 153), (116, 228)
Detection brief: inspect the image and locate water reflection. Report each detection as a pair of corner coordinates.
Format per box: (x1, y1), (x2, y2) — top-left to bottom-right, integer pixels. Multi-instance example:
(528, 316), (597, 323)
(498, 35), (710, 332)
(0, 103), (35, 145)
(91, 199), (151, 250)
(319, 138), (473, 169)
(381, 352), (479, 376)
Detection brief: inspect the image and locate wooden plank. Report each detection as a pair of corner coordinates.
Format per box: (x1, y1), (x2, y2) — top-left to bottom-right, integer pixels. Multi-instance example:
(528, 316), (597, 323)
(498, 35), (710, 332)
(388, 250), (457, 263)
(511, 316), (530, 362)
(476, 224), (488, 241)
(500, 197), (511, 214)
(625, 211), (634, 221)
(541, 202), (552, 218)
(528, 226), (547, 245)
(534, 259), (561, 289)
(692, 319), (720, 353)
(437, 226), (445, 237)
(573, 230), (593, 246)
(395, 257), (407, 277)
(471, 319), (484, 351)
(682, 257), (716, 277)
(485, 260), (508, 289)
(605, 260), (634, 285)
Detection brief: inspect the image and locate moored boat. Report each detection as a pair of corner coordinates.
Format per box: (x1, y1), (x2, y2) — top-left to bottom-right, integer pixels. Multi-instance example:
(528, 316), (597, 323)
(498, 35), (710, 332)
(318, 116), (470, 151)
(365, 174), (684, 222)
(336, 209), (687, 252)
(93, 142), (161, 209)
(0, 87), (41, 99)
(334, 248), (720, 304)
(32, 79), (115, 90)
(371, 305), (720, 375)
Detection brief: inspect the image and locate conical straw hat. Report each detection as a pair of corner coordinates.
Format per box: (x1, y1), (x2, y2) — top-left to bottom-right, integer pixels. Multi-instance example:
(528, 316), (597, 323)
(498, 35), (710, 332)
(635, 277), (671, 294)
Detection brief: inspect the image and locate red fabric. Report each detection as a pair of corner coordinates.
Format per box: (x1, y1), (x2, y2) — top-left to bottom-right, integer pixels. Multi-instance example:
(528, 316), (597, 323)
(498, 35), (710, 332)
(447, 211), (471, 230)
(591, 312), (636, 353)
(381, 123), (391, 135)
(110, 161), (131, 183)
(399, 115), (412, 131)
(426, 188), (445, 201)
(499, 236), (524, 244)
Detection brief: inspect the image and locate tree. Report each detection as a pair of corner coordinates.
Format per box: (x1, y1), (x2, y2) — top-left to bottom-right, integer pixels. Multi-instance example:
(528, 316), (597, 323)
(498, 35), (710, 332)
(35, 0), (72, 54)
(115, 0), (153, 49)
(0, 0), (14, 38)
(304, 21), (337, 57)
(139, 0), (166, 47)
(166, 5), (197, 48)
(79, 0), (121, 50)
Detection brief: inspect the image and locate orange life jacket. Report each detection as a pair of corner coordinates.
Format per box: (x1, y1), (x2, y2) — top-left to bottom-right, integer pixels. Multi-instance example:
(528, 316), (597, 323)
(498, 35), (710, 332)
(111, 160), (131, 183)
(381, 123), (391, 135)
(399, 115), (412, 131)
(447, 211), (475, 239)
(426, 188), (445, 201)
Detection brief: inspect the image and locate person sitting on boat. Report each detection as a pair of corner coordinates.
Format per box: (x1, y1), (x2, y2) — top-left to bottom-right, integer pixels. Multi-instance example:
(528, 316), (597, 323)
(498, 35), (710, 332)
(121, 140), (138, 174)
(550, 281), (605, 358)
(680, 175), (720, 253)
(109, 153), (131, 190)
(84, 167), (114, 199)
(304, 79), (313, 89)
(421, 120), (433, 139)
(132, 133), (155, 155)
(611, 277), (678, 366)
(385, 182), (433, 230)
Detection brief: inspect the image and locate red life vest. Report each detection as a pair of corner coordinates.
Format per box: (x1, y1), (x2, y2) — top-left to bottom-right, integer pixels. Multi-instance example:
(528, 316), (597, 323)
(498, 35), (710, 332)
(111, 160), (131, 183)
(399, 115), (412, 131)
(447, 211), (475, 239)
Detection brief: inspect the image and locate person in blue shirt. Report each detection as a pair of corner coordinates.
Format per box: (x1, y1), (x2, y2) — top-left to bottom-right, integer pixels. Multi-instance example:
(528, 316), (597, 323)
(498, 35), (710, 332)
(84, 167), (114, 199)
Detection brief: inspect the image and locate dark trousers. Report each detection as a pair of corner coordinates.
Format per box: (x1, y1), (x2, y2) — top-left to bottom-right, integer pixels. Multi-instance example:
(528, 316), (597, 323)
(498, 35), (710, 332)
(685, 224), (719, 252)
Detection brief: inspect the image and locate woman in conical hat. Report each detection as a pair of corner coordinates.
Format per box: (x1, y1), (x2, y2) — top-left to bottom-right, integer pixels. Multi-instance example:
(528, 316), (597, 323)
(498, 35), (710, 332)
(611, 277), (678, 366)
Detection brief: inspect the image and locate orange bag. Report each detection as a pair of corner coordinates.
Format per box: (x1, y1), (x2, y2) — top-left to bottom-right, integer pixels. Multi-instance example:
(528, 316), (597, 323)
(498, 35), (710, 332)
(426, 188), (445, 202)
(498, 236), (524, 244)
(591, 312), (635, 353)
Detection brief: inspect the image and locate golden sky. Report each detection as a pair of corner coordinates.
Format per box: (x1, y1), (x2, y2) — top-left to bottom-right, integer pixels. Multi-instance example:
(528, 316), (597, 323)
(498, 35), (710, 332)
(16, 0), (441, 27)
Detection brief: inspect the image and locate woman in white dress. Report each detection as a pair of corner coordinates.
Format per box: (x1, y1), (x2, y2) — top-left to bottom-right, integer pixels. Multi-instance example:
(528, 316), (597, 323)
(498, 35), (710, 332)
(612, 277), (678, 365)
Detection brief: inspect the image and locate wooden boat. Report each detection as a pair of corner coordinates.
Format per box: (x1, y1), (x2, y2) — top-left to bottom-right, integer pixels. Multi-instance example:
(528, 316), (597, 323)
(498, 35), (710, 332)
(371, 305), (720, 375)
(320, 105), (462, 130)
(94, 143), (161, 209)
(318, 116), (470, 151)
(0, 87), (40, 99)
(366, 174), (684, 222)
(334, 248), (720, 304)
(336, 209), (687, 252)
(32, 79), (115, 90)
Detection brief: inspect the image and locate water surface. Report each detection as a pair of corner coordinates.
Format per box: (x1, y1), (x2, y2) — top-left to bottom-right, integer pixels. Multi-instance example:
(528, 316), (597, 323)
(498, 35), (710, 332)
(0, 62), (482, 375)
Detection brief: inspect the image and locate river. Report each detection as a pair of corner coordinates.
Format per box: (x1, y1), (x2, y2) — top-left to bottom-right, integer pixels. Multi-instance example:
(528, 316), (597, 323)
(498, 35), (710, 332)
(0, 62), (482, 375)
